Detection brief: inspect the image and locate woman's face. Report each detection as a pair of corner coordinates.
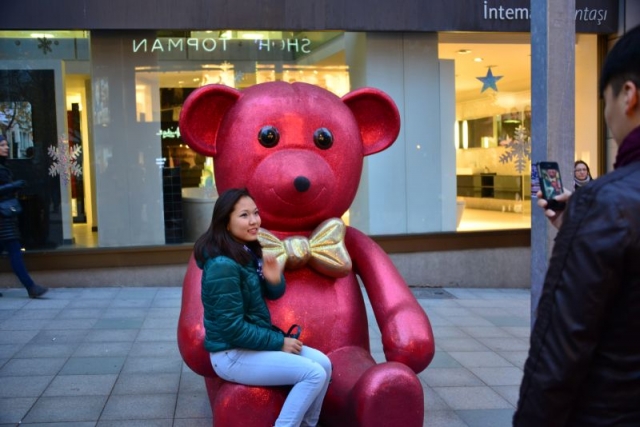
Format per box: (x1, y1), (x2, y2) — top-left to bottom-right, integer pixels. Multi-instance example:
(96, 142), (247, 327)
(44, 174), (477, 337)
(574, 163), (589, 180)
(227, 196), (261, 243)
(0, 140), (8, 157)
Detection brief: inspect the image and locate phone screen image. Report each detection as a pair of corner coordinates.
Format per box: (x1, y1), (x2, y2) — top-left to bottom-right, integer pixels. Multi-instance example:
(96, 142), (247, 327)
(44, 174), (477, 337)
(537, 161), (566, 211)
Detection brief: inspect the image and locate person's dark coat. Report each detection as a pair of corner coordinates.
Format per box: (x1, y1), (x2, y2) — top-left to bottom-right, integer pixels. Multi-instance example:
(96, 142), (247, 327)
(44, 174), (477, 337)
(514, 160), (640, 426)
(0, 161), (21, 242)
(200, 255), (286, 354)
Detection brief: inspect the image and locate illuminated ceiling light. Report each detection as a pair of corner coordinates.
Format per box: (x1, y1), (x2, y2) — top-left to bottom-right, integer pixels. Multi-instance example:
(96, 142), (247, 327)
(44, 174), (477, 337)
(474, 57), (483, 62)
(241, 33), (264, 39)
(462, 121), (469, 149)
(457, 49), (471, 55)
(30, 33), (55, 38)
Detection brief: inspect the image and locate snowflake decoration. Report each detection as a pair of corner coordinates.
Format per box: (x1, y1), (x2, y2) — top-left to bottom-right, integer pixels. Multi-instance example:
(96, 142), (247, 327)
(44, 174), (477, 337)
(498, 125), (531, 174)
(37, 37), (53, 55)
(48, 135), (82, 185)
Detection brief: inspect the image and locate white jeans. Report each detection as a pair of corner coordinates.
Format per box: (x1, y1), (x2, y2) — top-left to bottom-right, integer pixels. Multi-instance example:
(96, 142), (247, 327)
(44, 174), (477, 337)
(210, 346), (332, 427)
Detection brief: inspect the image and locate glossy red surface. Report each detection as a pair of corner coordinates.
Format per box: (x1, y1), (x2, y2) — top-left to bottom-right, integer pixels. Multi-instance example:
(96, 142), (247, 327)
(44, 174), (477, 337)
(178, 82), (435, 426)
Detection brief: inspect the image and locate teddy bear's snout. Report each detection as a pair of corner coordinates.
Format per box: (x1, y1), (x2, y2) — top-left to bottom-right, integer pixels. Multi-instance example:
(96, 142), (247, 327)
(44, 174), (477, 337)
(294, 176), (311, 192)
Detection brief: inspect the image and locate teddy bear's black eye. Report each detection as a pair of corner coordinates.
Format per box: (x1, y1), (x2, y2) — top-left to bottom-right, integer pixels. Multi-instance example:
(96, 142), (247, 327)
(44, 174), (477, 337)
(258, 126), (280, 148)
(313, 128), (333, 150)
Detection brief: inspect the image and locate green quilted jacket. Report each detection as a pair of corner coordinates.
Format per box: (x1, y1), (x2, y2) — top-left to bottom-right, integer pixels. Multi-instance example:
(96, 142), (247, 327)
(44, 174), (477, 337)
(200, 255), (286, 353)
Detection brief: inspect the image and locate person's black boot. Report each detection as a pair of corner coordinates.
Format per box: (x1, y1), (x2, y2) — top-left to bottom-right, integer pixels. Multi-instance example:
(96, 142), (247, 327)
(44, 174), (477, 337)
(27, 284), (49, 299)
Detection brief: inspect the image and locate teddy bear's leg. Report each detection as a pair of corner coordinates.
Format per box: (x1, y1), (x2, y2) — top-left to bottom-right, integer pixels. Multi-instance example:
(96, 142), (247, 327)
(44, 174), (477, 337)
(351, 362), (424, 427)
(207, 380), (288, 427)
(323, 347), (424, 427)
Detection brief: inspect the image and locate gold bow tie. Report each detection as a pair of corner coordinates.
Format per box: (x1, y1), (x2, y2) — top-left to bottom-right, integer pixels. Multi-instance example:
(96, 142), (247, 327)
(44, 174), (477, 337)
(258, 218), (352, 278)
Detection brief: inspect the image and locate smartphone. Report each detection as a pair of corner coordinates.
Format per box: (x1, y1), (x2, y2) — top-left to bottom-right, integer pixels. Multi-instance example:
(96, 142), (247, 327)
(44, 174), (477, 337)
(536, 161), (566, 211)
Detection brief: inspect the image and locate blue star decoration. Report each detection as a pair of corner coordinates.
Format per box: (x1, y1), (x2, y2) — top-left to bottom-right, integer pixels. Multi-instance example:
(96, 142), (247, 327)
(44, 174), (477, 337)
(476, 67), (503, 93)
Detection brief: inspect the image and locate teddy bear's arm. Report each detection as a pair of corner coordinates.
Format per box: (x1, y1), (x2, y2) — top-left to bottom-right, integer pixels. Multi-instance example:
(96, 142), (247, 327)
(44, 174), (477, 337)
(345, 227), (435, 373)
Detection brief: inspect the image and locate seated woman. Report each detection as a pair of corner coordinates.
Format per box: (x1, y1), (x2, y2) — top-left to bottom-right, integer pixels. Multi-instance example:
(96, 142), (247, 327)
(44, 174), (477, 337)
(194, 187), (332, 427)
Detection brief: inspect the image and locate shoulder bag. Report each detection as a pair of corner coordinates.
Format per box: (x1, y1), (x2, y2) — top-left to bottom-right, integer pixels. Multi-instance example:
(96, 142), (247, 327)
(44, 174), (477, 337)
(0, 198), (22, 217)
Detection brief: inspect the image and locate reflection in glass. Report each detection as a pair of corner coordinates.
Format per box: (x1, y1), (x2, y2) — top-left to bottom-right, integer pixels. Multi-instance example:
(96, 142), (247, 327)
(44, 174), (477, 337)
(0, 101), (33, 159)
(93, 77), (110, 126)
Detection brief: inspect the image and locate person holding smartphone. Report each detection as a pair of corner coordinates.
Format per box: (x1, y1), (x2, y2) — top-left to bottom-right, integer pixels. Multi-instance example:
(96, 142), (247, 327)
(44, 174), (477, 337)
(514, 25), (640, 426)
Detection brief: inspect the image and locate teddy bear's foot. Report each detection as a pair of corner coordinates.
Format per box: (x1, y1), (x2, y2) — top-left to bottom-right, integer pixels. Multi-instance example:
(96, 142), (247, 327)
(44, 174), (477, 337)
(210, 381), (288, 427)
(351, 362), (424, 427)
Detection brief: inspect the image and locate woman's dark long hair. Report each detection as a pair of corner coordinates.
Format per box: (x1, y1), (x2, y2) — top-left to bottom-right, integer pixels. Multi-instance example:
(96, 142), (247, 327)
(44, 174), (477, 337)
(193, 188), (263, 266)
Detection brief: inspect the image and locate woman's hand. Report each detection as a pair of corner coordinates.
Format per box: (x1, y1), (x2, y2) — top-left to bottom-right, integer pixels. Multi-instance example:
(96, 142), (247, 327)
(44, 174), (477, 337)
(536, 189), (571, 230)
(262, 254), (283, 285)
(281, 337), (303, 354)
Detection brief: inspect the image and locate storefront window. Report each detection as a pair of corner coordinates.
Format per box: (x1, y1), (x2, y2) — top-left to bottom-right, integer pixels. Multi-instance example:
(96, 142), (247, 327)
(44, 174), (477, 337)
(0, 29), (600, 250)
(0, 31), (89, 248)
(440, 32), (599, 232)
(128, 31), (349, 246)
(1, 30), (351, 249)
(437, 33), (532, 231)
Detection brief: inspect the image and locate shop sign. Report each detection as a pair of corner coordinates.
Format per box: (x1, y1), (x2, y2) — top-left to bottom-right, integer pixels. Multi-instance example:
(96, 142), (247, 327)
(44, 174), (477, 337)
(157, 127), (181, 139)
(132, 37), (312, 54)
(472, 0), (617, 33)
(482, 1), (609, 26)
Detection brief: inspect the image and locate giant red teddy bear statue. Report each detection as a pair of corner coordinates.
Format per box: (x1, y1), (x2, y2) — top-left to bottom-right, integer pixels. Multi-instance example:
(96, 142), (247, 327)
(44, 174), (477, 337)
(177, 81), (435, 427)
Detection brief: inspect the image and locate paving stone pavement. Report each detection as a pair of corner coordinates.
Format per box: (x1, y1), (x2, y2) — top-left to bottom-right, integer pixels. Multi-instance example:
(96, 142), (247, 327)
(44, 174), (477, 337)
(0, 286), (530, 426)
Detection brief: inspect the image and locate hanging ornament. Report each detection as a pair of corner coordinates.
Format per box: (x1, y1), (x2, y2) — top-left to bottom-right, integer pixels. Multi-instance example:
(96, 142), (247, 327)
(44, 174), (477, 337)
(476, 67), (503, 93)
(48, 134), (83, 185)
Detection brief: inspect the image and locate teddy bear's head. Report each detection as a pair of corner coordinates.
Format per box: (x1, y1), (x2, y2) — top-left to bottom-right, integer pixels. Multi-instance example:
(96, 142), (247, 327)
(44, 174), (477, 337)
(179, 81), (400, 231)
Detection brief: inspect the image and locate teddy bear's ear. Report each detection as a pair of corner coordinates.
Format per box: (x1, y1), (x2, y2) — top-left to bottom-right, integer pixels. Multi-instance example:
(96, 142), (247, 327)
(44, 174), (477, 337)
(342, 87), (401, 156)
(179, 84), (241, 157)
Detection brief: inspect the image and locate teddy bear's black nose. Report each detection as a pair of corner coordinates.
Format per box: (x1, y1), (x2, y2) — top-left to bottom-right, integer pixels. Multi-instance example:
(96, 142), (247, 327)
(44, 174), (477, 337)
(294, 176), (311, 192)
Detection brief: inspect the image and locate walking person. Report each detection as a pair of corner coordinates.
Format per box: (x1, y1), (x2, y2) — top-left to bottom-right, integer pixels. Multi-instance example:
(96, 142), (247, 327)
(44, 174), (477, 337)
(0, 136), (48, 298)
(514, 24), (640, 426)
(195, 187), (332, 427)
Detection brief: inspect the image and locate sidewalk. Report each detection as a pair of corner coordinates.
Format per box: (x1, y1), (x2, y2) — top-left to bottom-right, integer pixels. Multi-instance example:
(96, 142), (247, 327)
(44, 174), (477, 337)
(0, 286), (530, 426)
